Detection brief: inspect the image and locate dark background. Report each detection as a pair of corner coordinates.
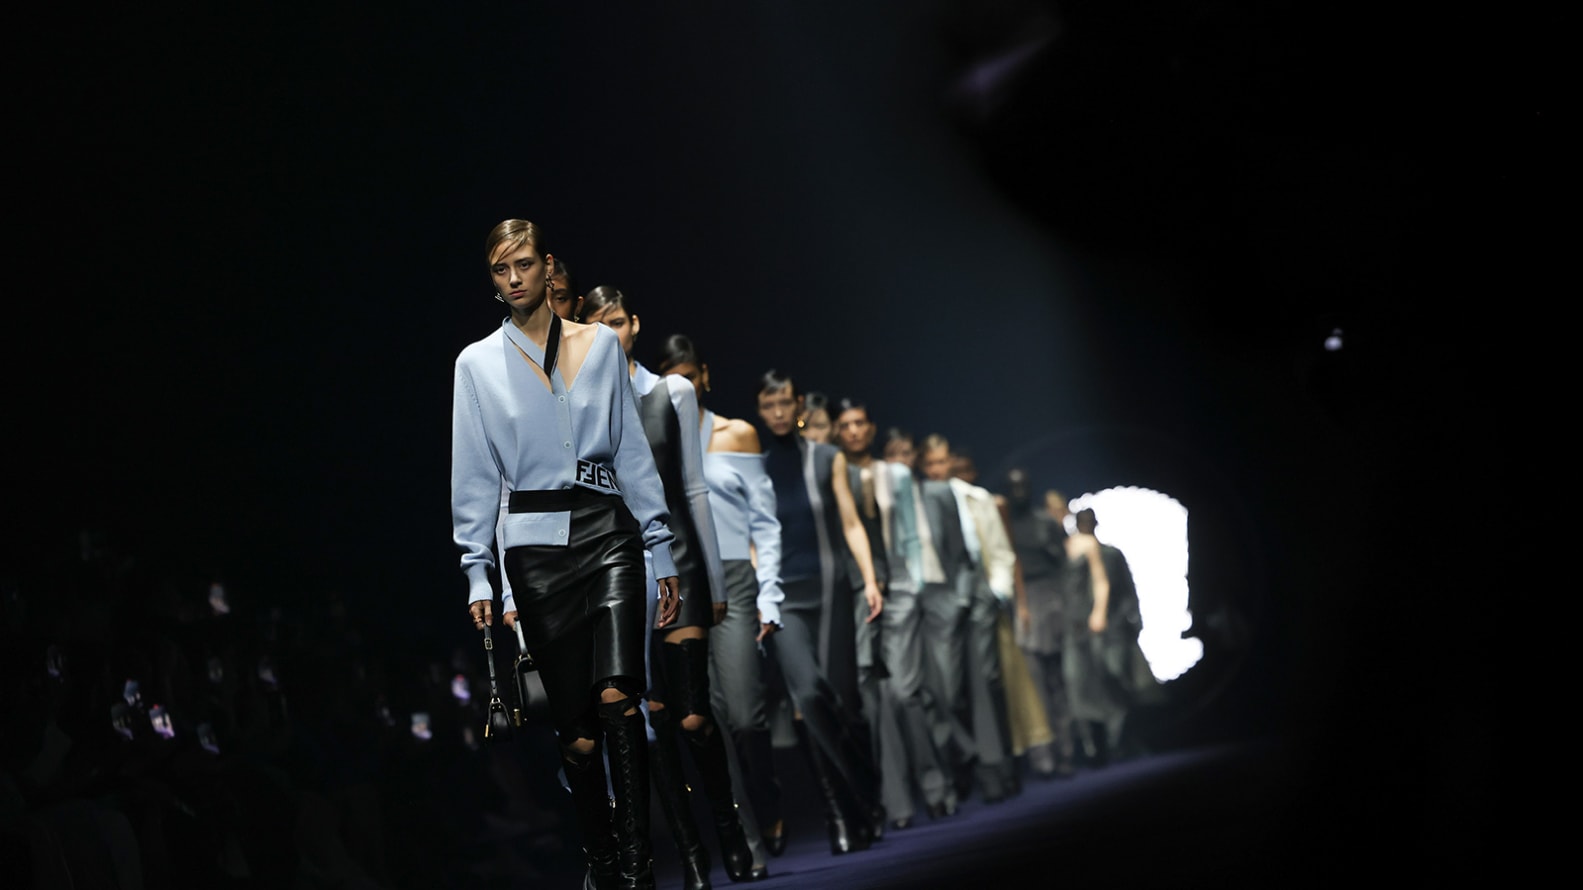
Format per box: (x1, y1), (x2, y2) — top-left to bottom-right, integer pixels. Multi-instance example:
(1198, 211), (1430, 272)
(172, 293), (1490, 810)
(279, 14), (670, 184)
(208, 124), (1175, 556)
(8, 0), (1542, 878)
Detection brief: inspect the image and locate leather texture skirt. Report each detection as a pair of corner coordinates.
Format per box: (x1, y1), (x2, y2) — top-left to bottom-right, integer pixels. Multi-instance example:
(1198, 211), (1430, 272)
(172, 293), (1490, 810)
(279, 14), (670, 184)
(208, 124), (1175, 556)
(502, 487), (649, 743)
(672, 567), (717, 629)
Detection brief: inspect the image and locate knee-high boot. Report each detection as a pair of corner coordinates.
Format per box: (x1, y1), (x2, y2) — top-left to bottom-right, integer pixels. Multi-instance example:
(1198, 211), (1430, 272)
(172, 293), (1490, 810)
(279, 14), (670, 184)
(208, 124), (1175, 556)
(733, 727), (784, 856)
(599, 697), (656, 890)
(672, 639), (754, 882)
(822, 695), (887, 842)
(563, 740), (620, 890)
(837, 714), (887, 841)
(791, 718), (870, 855)
(648, 705), (711, 890)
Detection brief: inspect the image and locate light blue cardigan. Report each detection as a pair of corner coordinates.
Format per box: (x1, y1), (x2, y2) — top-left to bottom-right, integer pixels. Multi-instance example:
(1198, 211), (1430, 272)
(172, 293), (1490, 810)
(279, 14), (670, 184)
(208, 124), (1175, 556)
(451, 318), (676, 610)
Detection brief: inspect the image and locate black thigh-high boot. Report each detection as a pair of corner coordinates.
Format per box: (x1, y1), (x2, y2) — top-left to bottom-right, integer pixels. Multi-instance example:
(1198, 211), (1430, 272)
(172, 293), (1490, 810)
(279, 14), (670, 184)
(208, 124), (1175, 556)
(599, 697), (656, 890)
(671, 639), (754, 882)
(648, 704), (711, 890)
(733, 727), (784, 856)
(563, 739), (620, 890)
(791, 718), (870, 855)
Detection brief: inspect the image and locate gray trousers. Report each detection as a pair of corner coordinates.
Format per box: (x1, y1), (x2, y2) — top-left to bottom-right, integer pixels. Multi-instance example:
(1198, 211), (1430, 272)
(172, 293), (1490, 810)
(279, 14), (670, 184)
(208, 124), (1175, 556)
(870, 584), (950, 820)
(709, 561), (769, 734)
(918, 581), (975, 768)
(764, 595), (873, 800)
(964, 581), (1012, 793)
(707, 559), (772, 868)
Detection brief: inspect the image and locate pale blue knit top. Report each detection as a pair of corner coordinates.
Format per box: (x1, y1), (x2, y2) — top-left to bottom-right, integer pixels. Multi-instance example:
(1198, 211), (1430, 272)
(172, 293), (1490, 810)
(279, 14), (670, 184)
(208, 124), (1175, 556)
(451, 318), (675, 610)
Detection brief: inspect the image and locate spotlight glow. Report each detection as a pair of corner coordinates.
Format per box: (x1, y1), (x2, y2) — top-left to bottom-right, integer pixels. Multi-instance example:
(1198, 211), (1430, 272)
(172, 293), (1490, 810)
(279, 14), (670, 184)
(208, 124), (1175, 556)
(1067, 486), (1202, 681)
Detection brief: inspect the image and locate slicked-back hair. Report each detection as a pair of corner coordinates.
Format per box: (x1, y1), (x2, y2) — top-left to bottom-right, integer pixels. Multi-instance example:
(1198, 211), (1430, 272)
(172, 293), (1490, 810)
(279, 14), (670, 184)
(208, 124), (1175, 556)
(657, 333), (702, 374)
(758, 368), (797, 400)
(551, 258), (572, 290)
(582, 285), (630, 318)
(484, 218), (546, 269)
(835, 397), (869, 420)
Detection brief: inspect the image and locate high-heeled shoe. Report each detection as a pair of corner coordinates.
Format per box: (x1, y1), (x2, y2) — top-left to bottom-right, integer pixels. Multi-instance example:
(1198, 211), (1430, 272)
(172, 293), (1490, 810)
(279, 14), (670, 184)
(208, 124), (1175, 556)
(708, 801), (755, 883)
(761, 818), (787, 857)
(866, 803), (887, 843)
(734, 727), (785, 858)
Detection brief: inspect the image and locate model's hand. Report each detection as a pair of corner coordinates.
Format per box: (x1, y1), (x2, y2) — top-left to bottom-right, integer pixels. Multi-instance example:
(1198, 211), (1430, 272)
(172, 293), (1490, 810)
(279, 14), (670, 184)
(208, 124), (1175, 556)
(1016, 602), (1031, 627)
(1088, 610), (1107, 635)
(502, 610), (519, 630)
(757, 621), (778, 643)
(656, 577), (681, 628)
(470, 600), (493, 629)
(712, 602), (728, 626)
(862, 582), (883, 623)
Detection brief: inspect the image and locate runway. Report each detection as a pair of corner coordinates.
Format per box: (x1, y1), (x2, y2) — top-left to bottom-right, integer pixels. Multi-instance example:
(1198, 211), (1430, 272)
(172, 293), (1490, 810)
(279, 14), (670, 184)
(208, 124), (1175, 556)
(453, 660), (1494, 890)
(648, 738), (1309, 890)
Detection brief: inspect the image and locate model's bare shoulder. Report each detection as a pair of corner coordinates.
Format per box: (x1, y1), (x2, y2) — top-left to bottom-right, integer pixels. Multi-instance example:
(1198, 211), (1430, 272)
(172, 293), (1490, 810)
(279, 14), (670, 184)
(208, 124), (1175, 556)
(714, 417), (762, 454)
(1072, 532), (1101, 555)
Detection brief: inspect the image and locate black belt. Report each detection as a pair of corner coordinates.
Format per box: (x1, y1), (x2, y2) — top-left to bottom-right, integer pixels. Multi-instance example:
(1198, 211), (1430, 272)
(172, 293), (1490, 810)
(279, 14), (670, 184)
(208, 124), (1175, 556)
(508, 486), (620, 513)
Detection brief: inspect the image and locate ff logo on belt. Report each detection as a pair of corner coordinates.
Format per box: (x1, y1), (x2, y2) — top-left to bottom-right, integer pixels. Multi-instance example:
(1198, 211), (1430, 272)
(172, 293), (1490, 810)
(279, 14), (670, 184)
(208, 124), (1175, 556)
(576, 459), (620, 494)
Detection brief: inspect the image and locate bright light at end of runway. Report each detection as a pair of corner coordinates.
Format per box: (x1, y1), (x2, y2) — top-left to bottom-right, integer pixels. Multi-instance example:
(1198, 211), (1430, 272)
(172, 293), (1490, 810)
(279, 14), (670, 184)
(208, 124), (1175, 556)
(1067, 487), (1202, 682)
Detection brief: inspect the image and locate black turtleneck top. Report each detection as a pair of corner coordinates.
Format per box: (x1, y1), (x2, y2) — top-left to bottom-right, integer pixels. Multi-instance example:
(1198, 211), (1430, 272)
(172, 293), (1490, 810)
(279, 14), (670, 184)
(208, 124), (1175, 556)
(764, 431), (821, 582)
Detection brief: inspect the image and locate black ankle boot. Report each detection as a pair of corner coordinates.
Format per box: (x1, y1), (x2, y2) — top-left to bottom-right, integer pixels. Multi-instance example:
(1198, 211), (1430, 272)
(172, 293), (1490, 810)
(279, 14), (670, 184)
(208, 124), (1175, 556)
(563, 741), (620, 890)
(734, 727), (785, 857)
(649, 706), (711, 890)
(599, 697), (656, 890)
(672, 639), (755, 883)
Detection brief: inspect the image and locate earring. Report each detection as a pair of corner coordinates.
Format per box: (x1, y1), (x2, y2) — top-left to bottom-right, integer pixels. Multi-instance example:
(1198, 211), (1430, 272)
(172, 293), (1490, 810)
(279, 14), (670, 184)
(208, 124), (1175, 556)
(796, 416), (806, 430)
(494, 292), (505, 303)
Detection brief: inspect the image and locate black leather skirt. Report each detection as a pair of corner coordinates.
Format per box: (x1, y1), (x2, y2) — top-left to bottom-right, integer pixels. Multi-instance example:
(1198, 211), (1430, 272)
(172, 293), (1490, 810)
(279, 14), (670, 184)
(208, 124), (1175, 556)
(502, 488), (649, 742)
(672, 566), (717, 630)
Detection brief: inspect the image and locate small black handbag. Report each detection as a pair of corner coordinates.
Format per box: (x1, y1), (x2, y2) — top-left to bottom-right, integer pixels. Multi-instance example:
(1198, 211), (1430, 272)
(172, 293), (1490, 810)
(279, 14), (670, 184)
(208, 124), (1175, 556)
(480, 624), (514, 741)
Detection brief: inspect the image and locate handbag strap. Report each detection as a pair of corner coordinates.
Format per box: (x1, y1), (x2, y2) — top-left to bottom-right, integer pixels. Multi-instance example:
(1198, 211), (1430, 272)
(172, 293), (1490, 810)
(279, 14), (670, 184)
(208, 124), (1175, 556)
(482, 624), (501, 697)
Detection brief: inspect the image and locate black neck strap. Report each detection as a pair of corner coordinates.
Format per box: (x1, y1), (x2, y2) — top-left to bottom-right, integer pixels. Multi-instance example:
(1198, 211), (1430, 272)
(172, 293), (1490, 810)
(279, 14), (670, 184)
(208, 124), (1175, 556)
(542, 312), (562, 380)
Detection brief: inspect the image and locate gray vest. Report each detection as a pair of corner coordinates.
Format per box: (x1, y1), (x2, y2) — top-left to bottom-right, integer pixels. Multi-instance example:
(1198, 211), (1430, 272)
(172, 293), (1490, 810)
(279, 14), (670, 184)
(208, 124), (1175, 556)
(639, 378), (710, 601)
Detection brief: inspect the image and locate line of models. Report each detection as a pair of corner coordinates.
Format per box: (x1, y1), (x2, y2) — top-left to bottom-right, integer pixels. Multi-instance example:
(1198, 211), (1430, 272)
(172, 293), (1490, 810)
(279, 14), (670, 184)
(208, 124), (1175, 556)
(450, 219), (1161, 890)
